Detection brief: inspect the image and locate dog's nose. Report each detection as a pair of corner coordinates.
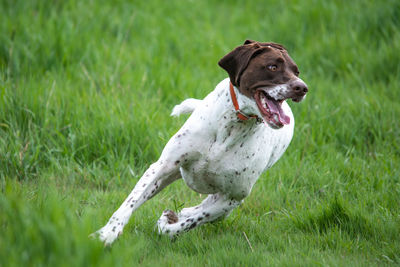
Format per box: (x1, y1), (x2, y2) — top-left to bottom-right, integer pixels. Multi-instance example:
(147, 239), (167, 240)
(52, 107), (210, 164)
(291, 80), (308, 95)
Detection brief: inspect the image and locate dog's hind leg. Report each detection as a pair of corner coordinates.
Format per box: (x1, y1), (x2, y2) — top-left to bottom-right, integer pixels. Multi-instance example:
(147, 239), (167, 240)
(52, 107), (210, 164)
(92, 160), (181, 245)
(170, 98), (202, 117)
(157, 193), (242, 236)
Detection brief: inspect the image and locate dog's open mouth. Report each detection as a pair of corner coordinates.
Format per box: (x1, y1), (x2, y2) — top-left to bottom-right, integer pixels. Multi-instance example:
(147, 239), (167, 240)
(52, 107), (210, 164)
(254, 90), (290, 129)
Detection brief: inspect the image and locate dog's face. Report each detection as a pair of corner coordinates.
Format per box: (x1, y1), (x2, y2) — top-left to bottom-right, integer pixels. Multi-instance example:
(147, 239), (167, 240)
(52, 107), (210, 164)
(219, 40), (308, 129)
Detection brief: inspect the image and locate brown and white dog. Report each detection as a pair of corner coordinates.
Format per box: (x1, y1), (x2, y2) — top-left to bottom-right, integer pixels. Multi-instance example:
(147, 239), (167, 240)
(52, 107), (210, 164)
(92, 40), (308, 245)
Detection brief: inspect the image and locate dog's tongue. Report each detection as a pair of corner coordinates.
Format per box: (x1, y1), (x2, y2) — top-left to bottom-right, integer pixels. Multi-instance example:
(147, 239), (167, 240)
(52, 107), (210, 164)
(265, 98), (290, 125)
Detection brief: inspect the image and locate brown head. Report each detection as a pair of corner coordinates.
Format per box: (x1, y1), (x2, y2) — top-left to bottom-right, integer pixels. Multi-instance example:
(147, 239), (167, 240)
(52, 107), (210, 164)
(218, 40), (308, 128)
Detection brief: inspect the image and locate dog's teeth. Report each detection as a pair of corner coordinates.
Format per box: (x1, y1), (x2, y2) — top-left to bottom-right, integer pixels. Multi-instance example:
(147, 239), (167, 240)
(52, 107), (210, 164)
(261, 96), (270, 112)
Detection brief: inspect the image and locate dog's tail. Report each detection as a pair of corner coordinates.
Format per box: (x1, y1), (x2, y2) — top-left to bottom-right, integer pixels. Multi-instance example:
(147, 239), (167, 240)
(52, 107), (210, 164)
(170, 98), (202, 117)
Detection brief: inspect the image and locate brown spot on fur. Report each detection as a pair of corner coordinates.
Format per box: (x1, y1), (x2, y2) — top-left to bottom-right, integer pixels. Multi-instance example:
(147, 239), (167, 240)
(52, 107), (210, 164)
(164, 210), (178, 224)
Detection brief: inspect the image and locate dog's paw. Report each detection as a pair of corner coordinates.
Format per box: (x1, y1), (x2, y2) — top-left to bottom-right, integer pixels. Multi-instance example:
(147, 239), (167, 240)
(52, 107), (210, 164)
(90, 224), (123, 246)
(157, 210), (179, 237)
(164, 209), (179, 223)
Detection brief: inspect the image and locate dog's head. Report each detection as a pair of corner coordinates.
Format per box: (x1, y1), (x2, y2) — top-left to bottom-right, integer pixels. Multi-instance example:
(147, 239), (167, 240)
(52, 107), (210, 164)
(219, 40), (308, 129)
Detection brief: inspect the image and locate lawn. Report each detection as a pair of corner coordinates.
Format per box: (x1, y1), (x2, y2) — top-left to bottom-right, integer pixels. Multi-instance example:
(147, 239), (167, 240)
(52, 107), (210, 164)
(1, 0), (399, 266)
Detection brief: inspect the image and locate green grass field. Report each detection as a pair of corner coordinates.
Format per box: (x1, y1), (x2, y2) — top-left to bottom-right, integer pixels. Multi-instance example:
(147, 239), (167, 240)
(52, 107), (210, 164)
(1, 0), (399, 266)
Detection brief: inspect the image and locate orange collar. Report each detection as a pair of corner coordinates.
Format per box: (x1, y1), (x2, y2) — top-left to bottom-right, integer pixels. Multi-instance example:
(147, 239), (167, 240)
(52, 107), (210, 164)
(229, 82), (259, 121)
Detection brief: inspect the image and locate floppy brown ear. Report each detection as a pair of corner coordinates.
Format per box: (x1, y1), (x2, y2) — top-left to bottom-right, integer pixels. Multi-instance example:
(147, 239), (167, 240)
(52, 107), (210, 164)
(218, 42), (263, 86)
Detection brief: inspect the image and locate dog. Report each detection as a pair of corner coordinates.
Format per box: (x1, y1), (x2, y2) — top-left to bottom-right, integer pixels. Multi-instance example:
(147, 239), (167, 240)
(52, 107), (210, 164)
(92, 40), (308, 245)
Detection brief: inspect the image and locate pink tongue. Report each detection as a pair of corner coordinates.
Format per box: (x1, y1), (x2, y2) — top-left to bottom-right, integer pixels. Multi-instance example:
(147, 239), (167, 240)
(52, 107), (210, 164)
(265, 99), (290, 124)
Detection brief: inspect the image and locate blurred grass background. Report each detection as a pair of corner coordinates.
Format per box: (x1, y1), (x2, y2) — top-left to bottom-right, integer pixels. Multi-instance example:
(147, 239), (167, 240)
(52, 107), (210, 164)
(0, 0), (399, 266)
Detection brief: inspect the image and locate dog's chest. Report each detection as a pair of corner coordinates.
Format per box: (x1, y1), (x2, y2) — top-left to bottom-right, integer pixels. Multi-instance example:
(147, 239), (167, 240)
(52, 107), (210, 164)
(180, 110), (293, 199)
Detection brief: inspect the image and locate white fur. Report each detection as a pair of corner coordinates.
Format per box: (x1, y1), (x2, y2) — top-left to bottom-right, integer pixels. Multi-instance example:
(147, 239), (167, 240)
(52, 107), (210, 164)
(170, 98), (202, 116)
(266, 77), (306, 101)
(267, 85), (290, 101)
(92, 78), (295, 245)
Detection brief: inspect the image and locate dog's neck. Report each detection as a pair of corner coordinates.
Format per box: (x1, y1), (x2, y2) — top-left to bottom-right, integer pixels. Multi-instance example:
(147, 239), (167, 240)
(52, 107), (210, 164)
(229, 82), (261, 122)
(228, 81), (260, 122)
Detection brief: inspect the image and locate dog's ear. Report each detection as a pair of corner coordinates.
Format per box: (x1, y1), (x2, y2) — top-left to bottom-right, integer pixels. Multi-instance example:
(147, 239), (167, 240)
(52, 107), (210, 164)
(218, 41), (263, 86)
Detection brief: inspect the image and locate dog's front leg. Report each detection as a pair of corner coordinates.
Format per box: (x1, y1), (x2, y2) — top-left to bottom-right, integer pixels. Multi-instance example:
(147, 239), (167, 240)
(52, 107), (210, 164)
(93, 159), (181, 245)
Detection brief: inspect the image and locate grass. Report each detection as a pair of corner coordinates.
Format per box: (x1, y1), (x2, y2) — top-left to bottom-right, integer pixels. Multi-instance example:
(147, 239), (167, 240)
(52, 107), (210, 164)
(1, 0), (399, 266)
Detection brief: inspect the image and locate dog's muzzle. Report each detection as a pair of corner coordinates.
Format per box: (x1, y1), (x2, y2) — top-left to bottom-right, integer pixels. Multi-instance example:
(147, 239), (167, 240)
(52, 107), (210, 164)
(289, 79), (308, 102)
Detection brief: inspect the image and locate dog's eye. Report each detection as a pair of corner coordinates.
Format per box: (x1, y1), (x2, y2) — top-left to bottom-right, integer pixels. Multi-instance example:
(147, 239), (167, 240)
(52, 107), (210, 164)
(267, 65), (278, 71)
